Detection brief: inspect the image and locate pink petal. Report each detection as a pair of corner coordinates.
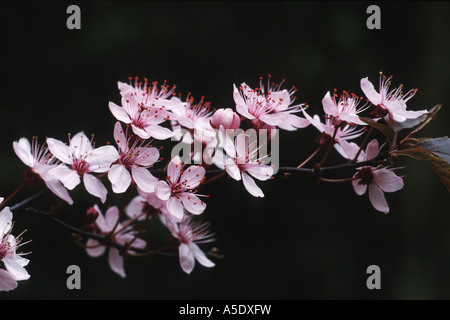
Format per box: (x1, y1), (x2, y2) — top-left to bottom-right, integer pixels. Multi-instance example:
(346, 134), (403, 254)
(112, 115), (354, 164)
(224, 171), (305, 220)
(234, 85), (255, 120)
(368, 184), (390, 214)
(13, 138), (34, 167)
(154, 181), (171, 201)
(132, 125), (151, 140)
(144, 125), (174, 140)
(125, 196), (145, 220)
(180, 165), (205, 189)
(168, 156), (183, 184)
(46, 138), (71, 164)
(365, 139), (380, 160)
(189, 243), (215, 268)
(179, 243), (195, 274)
(109, 101), (132, 124)
(179, 193), (206, 215)
(373, 168), (404, 193)
(104, 206), (120, 232)
(131, 167), (158, 193)
(360, 77), (382, 106)
(3, 256), (30, 281)
(69, 132), (92, 159)
(134, 147), (159, 167)
(48, 165), (80, 190)
(225, 162), (241, 181)
(0, 207), (12, 237)
(85, 146), (119, 173)
(108, 164), (132, 193)
(108, 248), (126, 278)
(322, 91), (338, 116)
(242, 172), (264, 197)
(0, 269), (17, 291)
(85, 239), (106, 257)
(113, 121), (129, 153)
(167, 197), (184, 220)
(352, 174), (367, 196)
(245, 164), (273, 181)
(83, 173), (108, 203)
(44, 179), (74, 205)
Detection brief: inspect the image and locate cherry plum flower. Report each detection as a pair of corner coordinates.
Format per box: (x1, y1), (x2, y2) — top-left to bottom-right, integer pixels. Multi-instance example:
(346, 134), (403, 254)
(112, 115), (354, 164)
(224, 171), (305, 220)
(13, 137), (73, 205)
(360, 74), (427, 124)
(302, 110), (365, 160)
(108, 78), (180, 140)
(210, 108), (241, 130)
(46, 132), (119, 203)
(108, 122), (159, 194)
(85, 205), (146, 278)
(154, 156), (207, 220)
(321, 90), (369, 126)
(213, 133), (274, 197)
(126, 188), (168, 220)
(165, 215), (215, 274)
(352, 140), (404, 213)
(0, 199), (30, 291)
(233, 76), (309, 131)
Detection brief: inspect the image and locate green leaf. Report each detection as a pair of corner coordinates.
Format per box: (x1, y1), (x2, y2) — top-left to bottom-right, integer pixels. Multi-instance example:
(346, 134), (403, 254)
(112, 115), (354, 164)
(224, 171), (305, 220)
(359, 117), (394, 147)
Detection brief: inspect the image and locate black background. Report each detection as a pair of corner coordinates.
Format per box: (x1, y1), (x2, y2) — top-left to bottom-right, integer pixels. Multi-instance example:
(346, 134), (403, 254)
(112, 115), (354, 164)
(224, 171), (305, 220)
(0, 1), (449, 299)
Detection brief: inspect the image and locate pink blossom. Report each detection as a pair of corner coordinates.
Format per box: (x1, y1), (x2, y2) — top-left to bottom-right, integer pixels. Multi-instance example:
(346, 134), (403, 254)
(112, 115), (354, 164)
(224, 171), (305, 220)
(108, 78), (180, 140)
(126, 188), (168, 220)
(85, 205), (146, 278)
(233, 77), (309, 130)
(108, 122), (159, 194)
(321, 90), (369, 126)
(302, 110), (365, 160)
(210, 108), (241, 130)
(0, 199), (30, 291)
(13, 137), (73, 205)
(352, 140), (404, 213)
(154, 156), (207, 220)
(360, 74), (427, 124)
(214, 133), (274, 197)
(47, 132), (119, 203)
(165, 215), (215, 274)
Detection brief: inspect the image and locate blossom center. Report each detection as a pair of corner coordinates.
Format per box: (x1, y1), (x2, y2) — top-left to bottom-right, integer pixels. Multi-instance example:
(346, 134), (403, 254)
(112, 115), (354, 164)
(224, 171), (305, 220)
(356, 167), (375, 185)
(71, 159), (90, 175)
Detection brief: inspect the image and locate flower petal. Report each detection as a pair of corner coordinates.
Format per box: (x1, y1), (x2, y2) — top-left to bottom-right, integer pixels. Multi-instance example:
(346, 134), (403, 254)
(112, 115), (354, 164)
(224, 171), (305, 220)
(145, 125), (174, 140)
(108, 164), (132, 194)
(368, 184), (390, 214)
(85, 146), (119, 173)
(242, 172), (264, 197)
(13, 138), (34, 167)
(180, 193), (206, 215)
(373, 168), (404, 193)
(44, 179), (74, 205)
(352, 175), (367, 196)
(83, 173), (108, 203)
(0, 269), (18, 291)
(131, 167), (158, 193)
(46, 138), (71, 164)
(109, 101), (132, 124)
(167, 197), (184, 220)
(179, 243), (195, 274)
(189, 243), (215, 268)
(108, 248), (126, 278)
(3, 256), (30, 281)
(361, 77), (382, 106)
(85, 239), (106, 257)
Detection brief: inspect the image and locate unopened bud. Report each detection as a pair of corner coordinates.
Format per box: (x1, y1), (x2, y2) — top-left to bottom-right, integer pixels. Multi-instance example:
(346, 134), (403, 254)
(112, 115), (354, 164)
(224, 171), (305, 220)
(85, 207), (99, 225)
(210, 108), (240, 130)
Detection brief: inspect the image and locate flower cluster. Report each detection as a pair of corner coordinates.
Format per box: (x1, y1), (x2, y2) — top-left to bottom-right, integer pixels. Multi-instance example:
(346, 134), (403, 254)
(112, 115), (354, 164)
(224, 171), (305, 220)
(6, 72), (441, 290)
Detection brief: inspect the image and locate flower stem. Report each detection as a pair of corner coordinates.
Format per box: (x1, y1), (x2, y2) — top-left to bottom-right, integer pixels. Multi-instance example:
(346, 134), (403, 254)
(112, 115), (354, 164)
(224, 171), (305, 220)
(0, 181), (27, 210)
(297, 145), (322, 168)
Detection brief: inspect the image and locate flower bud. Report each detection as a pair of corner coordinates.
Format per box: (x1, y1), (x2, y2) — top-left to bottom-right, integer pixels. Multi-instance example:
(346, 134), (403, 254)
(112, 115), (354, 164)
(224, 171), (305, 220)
(85, 207), (99, 225)
(210, 108), (240, 130)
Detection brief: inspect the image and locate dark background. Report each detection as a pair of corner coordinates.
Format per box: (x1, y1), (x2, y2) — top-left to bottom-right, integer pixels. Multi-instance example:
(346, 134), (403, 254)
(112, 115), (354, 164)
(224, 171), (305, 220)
(0, 1), (449, 299)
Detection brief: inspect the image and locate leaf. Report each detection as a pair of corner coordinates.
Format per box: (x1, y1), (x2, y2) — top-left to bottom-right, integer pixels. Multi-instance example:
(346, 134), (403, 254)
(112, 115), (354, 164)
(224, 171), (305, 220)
(390, 105), (441, 133)
(395, 136), (450, 192)
(416, 136), (450, 164)
(359, 116), (394, 147)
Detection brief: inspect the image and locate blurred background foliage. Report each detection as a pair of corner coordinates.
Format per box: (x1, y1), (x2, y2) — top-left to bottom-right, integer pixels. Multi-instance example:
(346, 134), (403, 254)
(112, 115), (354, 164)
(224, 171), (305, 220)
(0, 1), (449, 299)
